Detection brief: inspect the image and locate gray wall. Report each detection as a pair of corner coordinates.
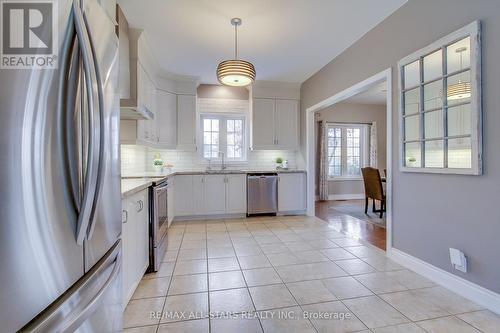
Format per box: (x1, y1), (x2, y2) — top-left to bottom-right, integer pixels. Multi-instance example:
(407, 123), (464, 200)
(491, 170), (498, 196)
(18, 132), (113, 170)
(197, 84), (249, 100)
(315, 102), (387, 196)
(300, 0), (500, 293)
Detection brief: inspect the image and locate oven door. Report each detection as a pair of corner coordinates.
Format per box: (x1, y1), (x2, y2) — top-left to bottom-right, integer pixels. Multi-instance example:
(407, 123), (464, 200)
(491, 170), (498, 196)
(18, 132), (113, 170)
(153, 183), (169, 248)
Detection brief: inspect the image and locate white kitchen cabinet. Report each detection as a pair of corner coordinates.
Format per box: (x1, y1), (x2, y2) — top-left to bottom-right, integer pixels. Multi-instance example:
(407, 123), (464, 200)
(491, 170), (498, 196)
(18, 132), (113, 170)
(177, 95), (196, 150)
(252, 98), (299, 150)
(192, 175), (205, 215)
(172, 174), (248, 218)
(252, 98), (276, 149)
(225, 174), (247, 214)
(275, 99), (299, 149)
(174, 175), (194, 216)
(137, 63), (157, 144)
(278, 173), (306, 212)
(167, 177), (175, 226)
(156, 89), (177, 148)
(204, 175), (226, 215)
(121, 198), (134, 308)
(122, 189), (149, 307)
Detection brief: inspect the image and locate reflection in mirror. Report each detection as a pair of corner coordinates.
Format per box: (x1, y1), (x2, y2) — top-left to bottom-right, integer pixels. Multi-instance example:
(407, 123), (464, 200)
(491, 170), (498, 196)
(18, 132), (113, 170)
(424, 110), (443, 139)
(404, 88), (420, 115)
(405, 142), (421, 167)
(423, 50), (442, 82)
(447, 37), (470, 74)
(425, 140), (444, 168)
(424, 80), (443, 110)
(404, 115), (420, 141)
(447, 70), (471, 105)
(448, 137), (472, 168)
(448, 104), (471, 137)
(404, 60), (420, 88)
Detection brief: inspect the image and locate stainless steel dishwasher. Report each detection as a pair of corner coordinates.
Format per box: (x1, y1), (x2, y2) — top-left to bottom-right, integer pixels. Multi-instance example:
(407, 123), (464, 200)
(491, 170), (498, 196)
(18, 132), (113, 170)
(247, 173), (278, 216)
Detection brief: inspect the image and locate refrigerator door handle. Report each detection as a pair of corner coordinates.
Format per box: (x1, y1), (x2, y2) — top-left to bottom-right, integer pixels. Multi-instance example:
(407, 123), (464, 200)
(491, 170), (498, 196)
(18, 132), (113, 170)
(73, 0), (101, 246)
(84, 9), (106, 241)
(57, 9), (82, 215)
(19, 241), (121, 333)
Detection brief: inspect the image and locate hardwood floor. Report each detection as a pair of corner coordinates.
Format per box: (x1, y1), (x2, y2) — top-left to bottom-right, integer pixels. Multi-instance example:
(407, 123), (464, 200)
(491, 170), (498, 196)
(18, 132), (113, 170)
(315, 200), (387, 250)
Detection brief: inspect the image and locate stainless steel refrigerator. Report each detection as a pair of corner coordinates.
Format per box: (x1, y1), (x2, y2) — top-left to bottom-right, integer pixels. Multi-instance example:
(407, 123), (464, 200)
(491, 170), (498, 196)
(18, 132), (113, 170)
(0, 0), (122, 331)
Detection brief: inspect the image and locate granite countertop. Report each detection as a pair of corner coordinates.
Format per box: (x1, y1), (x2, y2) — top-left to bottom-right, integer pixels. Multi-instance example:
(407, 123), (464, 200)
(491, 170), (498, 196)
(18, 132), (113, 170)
(121, 178), (157, 198)
(121, 169), (306, 198)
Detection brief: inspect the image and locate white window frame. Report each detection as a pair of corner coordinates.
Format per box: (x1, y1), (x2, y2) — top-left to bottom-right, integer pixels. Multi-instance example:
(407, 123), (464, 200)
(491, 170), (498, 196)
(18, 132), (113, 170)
(398, 21), (482, 175)
(200, 113), (247, 163)
(326, 123), (369, 181)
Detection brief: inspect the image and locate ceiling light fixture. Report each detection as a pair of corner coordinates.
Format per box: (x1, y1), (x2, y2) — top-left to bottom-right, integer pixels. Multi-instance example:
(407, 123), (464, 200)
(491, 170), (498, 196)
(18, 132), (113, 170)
(447, 46), (471, 101)
(217, 18), (256, 87)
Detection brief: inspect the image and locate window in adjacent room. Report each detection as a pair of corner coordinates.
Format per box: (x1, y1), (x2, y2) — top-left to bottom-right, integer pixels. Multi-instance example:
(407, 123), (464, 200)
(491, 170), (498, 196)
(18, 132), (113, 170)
(327, 124), (369, 179)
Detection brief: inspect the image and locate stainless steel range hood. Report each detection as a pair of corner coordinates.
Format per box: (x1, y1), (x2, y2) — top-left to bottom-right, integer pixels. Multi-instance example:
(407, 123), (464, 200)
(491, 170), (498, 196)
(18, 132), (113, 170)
(117, 6), (153, 120)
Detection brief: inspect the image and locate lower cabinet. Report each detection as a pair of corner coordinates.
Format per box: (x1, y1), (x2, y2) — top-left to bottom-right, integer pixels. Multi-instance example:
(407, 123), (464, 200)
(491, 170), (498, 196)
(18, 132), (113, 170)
(122, 189), (149, 308)
(278, 173), (307, 212)
(225, 174), (247, 214)
(204, 175), (226, 215)
(174, 174), (246, 217)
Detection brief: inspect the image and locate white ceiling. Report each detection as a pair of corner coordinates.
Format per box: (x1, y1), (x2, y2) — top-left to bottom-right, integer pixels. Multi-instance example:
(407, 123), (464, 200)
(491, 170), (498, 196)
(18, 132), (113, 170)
(118, 0), (407, 84)
(344, 81), (387, 105)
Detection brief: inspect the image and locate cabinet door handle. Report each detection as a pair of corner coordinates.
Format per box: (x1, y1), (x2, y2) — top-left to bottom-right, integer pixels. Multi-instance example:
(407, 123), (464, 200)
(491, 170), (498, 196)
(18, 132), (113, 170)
(137, 200), (143, 212)
(122, 210), (128, 223)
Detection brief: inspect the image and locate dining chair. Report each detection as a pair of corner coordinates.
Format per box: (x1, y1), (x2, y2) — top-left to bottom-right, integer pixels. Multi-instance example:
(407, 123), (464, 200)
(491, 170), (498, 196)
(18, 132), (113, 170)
(361, 167), (386, 218)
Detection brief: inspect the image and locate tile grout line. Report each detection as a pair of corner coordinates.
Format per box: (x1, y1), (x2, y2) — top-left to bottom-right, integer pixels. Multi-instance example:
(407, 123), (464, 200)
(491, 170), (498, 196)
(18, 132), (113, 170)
(125, 217), (490, 333)
(156, 223), (187, 332)
(227, 219), (266, 333)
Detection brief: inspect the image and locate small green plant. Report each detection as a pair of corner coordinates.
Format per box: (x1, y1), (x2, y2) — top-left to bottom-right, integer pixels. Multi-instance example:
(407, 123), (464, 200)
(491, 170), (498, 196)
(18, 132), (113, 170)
(153, 153), (163, 166)
(275, 157), (283, 164)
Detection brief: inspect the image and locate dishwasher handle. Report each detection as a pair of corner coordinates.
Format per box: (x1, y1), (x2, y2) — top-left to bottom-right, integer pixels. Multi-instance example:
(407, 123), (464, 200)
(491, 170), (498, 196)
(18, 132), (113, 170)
(247, 173), (278, 179)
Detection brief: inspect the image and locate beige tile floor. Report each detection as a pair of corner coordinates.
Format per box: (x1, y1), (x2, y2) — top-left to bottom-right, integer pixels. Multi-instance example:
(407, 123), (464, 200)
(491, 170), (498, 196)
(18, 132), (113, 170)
(124, 215), (500, 333)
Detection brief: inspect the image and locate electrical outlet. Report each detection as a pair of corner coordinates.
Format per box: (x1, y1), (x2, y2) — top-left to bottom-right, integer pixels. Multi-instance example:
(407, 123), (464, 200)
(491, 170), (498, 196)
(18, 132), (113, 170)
(449, 248), (467, 273)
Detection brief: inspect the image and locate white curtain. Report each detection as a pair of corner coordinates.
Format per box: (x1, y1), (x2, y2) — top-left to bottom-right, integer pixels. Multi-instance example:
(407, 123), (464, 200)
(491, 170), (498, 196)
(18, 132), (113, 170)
(369, 121), (378, 168)
(318, 121), (329, 201)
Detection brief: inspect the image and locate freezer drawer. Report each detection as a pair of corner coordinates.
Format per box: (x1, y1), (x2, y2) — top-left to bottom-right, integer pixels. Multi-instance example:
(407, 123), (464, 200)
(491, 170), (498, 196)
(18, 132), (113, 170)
(247, 174), (278, 215)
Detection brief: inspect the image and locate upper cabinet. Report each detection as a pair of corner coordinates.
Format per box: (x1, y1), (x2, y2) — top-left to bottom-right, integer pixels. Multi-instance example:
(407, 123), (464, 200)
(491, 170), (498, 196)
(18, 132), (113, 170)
(119, 28), (155, 120)
(177, 95), (197, 151)
(252, 98), (275, 149)
(275, 99), (299, 149)
(117, 11), (197, 148)
(252, 98), (299, 150)
(116, 5), (129, 100)
(156, 89), (178, 149)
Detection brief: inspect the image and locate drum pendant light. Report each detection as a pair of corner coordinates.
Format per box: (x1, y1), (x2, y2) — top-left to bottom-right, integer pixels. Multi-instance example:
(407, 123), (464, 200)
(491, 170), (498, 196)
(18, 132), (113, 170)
(447, 47), (471, 101)
(217, 18), (256, 87)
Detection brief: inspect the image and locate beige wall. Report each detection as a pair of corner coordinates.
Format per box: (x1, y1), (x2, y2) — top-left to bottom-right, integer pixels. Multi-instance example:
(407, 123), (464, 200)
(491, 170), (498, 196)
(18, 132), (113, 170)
(315, 102), (387, 197)
(301, 0), (500, 293)
(197, 84), (249, 100)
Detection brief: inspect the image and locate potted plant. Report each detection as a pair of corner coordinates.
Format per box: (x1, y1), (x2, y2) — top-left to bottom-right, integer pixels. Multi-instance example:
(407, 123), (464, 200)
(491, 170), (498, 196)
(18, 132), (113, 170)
(153, 153), (164, 173)
(275, 157), (283, 169)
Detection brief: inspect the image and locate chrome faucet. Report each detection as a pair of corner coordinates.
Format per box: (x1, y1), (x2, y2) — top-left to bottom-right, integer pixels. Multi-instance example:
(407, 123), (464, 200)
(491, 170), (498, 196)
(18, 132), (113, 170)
(220, 152), (227, 170)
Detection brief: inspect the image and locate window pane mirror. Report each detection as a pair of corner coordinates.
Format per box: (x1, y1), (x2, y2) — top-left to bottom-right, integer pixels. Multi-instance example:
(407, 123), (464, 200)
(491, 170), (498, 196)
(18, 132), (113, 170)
(398, 21), (481, 175)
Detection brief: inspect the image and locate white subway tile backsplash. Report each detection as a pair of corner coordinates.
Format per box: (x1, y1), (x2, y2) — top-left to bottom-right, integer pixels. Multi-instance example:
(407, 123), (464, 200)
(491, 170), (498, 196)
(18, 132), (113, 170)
(121, 144), (301, 176)
(121, 97), (303, 176)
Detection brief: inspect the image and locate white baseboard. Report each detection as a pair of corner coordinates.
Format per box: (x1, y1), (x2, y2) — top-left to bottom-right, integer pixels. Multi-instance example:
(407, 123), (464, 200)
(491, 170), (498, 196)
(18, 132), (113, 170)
(388, 248), (500, 315)
(328, 193), (364, 201)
